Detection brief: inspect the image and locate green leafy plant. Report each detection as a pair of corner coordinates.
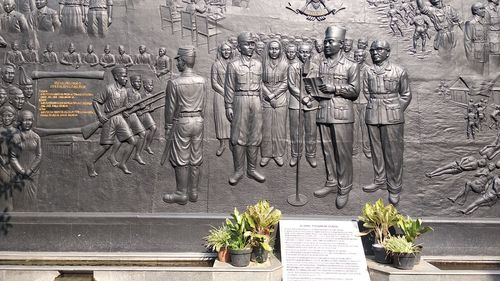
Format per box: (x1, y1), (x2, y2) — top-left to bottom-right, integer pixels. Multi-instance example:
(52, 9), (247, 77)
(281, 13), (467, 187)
(358, 198), (402, 245)
(204, 225), (231, 252)
(383, 236), (419, 254)
(397, 216), (433, 244)
(225, 208), (252, 250)
(244, 200), (282, 252)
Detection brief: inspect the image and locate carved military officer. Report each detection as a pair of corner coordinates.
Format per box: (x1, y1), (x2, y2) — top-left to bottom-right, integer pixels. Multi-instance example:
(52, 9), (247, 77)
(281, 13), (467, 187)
(83, 44), (99, 66)
(353, 49), (371, 159)
(99, 44), (116, 68)
(464, 2), (489, 75)
(60, 42), (82, 68)
(308, 26), (360, 209)
(362, 40), (412, 205)
(486, 0), (500, 70)
(116, 45), (134, 67)
(33, 0), (60, 32)
(224, 32), (266, 185)
(163, 46), (207, 205)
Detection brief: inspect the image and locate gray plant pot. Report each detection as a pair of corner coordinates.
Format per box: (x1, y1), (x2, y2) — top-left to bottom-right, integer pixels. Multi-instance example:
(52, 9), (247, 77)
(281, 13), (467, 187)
(372, 244), (393, 264)
(251, 245), (269, 263)
(393, 253), (417, 270)
(229, 248), (252, 267)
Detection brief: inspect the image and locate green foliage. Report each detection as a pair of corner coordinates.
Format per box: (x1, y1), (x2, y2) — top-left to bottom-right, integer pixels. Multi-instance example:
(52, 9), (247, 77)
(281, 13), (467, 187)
(244, 200), (282, 252)
(383, 236), (419, 254)
(358, 198), (402, 245)
(204, 225), (231, 252)
(397, 216), (433, 243)
(225, 208), (252, 250)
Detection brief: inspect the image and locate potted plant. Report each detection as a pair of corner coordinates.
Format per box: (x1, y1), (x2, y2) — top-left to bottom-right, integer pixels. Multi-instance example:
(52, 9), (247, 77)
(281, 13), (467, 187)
(244, 200), (282, 263)
(397, 216), (433, 264)
(225, 208), (252, 267)
(204, 225), (231, 263)
(383, 236), (420, 270)
(358, 198), (401, 264)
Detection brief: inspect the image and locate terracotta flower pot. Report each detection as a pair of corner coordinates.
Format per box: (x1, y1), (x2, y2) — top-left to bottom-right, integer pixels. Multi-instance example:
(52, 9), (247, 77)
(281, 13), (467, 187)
(217, 246), (231, 263)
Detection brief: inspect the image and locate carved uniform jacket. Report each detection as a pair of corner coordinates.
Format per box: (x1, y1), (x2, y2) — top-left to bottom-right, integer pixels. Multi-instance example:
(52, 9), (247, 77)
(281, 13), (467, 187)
(32, 6), (60, 32)
(354, 63), (369, 105)
(83, 53), (99, 64)
(486, 3), (500, 54)
(41, 51), (58, 63)
(464, 17), (489, 63)
(363, 61), (411, 125)
(0, 11), (29, 33)
(61, 52), (82, 64)
(116, 54), (134, 65)
(4, 50), (25, 65)
(287, 60), (319, 111)
(22, 49), (39, 63)
(317, 53), (360, 124)
(134, 53), (154, 66)
(100, 53), (116, 64)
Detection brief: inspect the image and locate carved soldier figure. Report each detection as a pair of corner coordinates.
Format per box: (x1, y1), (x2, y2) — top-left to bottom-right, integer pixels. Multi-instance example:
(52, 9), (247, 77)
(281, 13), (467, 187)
(211, 42), (233, 156)
(163, 46), (207, 205)
(41, 42), (58, 63)
(224, 32), (266, 185)
(409, 10), (432, 53)
(416, 0), (462, 56)
(400, 0), (416, 23)
(116, 45), (134, 67)
(0, 0), (30, 33)
(362, 40), (411, 205)
(308, 26), (360, 209)
(388, 3), (405, 37)
(486, 0), (500, 70)
(83, 44), (99, 66)
(343, 38), (355, 61)
(260, 39), (289, 167)
(58, 0), (87, 35)
(426, 155), (487, 178)
(139, 78), (157, 155)
(465, 107), (478, 139)
(460, 175), (500, 215)
(99, 44), (116, 68)
(0, 65), (16, 90)
(15, 0), (36, 29)
(134, 45), (154, 66)
(464, 3), (489, 75)
(10, 110), (42, 208)
(60, 42), (82, 68)
(154, 47), (171, 79)
(22, 40), (39, 63)
(86, 0), (113, 37)
(353, 49), (371, 158)
(33, 0), (60, 32)
(312, 38), (323, 64)
(288, 42), (319, 167)
(448, 163), (495, 205)
(86, 67), (137, 177)
(4, 41), (26, 66)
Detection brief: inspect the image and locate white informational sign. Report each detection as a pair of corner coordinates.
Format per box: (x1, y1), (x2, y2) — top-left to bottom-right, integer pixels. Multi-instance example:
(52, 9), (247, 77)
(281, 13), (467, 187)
(280, 220), (370, 281)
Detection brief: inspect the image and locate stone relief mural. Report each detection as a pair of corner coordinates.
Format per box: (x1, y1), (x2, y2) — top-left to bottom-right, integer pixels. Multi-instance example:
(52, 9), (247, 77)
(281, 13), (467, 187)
(0, 0), (498, 218)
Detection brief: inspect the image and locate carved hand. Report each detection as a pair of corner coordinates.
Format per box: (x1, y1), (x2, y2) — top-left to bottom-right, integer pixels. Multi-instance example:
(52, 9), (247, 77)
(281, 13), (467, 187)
(226, 108), (233, 122)
(270, 99), (278, 108)
(304, 84), (313, 95)
(319, 83), (335, 94)
(98, 115), (109, 124)
(123, 111), (130, 118)
(108, 17), (112, 26)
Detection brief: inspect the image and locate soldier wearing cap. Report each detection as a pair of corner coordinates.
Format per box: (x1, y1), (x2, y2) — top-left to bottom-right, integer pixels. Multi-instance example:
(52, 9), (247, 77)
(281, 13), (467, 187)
(307, 26), (360, 209)
(224, 32), (265, 185)
(163, 46), (207, 205)
(464, 2), (489, 75)
(362, 40), (412, 205)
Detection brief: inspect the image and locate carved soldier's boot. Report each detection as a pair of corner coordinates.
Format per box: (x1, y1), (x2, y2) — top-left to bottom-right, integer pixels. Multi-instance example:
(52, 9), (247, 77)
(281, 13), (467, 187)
(290, 157), (298, 167)
(362, 182), (387, 193)
(336, 184), (352, 209)
(247, 146), (265, 183)
(188, 165), (200, 202)
(229, 145), (245, 185)
(306, 156), (317, 168)
(314, 181), (337, 198)
(387, 184), (402, 206)
(163, 166), (189, 205)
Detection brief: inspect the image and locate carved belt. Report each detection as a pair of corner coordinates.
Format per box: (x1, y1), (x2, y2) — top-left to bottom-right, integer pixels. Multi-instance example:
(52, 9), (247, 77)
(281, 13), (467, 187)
(178, 111), (202, 117)
(89, 7), (108, 10)
(369, 93), (399, 99)
(235, 91), (260, 96)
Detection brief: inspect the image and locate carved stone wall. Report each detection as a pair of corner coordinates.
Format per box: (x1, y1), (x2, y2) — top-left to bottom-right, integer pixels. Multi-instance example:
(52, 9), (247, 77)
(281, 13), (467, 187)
(0, 0), (499, 219)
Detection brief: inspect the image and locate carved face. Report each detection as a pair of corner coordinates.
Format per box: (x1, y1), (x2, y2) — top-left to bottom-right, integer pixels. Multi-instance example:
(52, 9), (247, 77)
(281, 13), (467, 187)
(27, 41), (35, 50)
(357, 41), (368, 50)
(268, 42), (281, 60)
(176, 57), (186, 72)
(118, 46), (125, 55)
(238, 40), (256, 57)
(22, 85), (33, 99)
(144, 80), (154, 92)
(35, 0), (47, 9)
(20, 112), (34, 131)
(344, 41), (353, 52)
(47, 44), (54, 52)
(354, 50), (366, 64)
(3, 0), (15, 13)
(430, 0), (442, 8)
(323, 38), (343, 57)
(220, 44), (232, 60)
(472, 4), (486, 17)
(113, 71), (128, 87)
(10, 93), (25, 110)
(2, 110), (15, 127)
(68, 44), (75, 53)
(286, 46), (297, 61)
(2, 68), (15, 84)
(370, 42), (390, 64)
(159, 48), (166, 57)
(104, 46), (110, 54)
(255, 42), (265, 56)
(130, 78), (142, 91)
(297, 45), (312, 63)
(314, 40), (323, 53)
(11, 42), (19, 51)
(87, 45), (94, 54)
(139, 46), (146, 54)
(0, 91), (7, 106)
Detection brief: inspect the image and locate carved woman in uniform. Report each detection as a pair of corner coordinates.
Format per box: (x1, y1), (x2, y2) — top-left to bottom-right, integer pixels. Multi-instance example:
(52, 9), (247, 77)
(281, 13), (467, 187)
(211, 42), (233, 156)
(260, 39), (289, 167)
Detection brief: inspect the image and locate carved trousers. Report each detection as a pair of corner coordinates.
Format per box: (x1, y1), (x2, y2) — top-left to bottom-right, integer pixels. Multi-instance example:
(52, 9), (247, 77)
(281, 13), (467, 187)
(232, 144), (259, 173)
(367, 123), (404, 193)
(318, 123), (353, 189)
(87, 9), (109, 38)
(289, 109), (317, 158)
(353, 103), (370, 155)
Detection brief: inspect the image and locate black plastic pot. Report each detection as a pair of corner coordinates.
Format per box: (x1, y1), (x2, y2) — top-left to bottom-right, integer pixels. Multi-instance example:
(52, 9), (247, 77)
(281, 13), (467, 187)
(251, 245), (269, 263)
(372, 244), (393, 264)
(393, 253), (416, 270)
(229, 248), (252, 267)
(415, 245), (423, 265)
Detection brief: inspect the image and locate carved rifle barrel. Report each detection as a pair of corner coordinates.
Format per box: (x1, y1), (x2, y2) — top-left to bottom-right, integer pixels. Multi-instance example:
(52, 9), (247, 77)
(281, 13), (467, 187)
(31, 71), (106, 80)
